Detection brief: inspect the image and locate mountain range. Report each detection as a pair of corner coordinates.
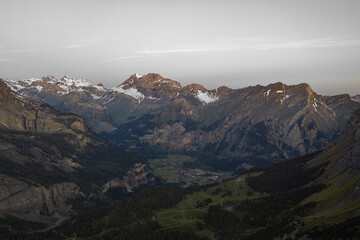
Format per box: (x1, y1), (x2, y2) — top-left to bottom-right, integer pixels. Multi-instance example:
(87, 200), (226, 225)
(6, 73), (360, 168)
(1, 73), (360, 238)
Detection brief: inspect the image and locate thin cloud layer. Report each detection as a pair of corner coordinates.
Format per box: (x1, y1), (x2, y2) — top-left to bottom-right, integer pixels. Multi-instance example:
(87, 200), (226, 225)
(0, 58), (15, 62)
(102, 37), (360, 62)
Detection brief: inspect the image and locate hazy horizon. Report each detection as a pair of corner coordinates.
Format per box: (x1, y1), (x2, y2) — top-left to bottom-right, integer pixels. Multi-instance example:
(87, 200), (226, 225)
(1, 0), (360, 95)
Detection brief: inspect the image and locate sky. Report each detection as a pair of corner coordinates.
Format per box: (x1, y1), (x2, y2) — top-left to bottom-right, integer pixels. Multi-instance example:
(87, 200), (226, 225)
(0, 0), (360, 95)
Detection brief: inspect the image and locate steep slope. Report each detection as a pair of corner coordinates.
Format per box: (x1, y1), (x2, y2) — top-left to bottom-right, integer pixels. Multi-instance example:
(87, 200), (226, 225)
(235, 109), (360, 238)
(0, 80), (154, 224)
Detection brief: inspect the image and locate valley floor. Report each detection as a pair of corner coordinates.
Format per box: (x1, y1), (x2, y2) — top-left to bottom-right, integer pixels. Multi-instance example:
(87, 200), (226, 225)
(149, 154), (232, 186)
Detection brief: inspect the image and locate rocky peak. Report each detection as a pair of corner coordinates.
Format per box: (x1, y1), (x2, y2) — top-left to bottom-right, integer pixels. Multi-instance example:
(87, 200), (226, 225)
(114, 73), (182, 101)
(41, 75), (56, 82)
(269, 82), (287, 90)
(6, 75), (103, 96)
(257, 82), (322, 108)
(181, 83), (218, 104)
(60, 76), (92, 88)
(183, 83), (207, 93)
(216, 86), (233, 95)
(120, 73), (182, 90)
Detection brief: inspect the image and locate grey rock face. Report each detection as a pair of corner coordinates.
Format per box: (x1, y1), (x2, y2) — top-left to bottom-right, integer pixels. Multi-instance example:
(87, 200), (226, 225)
(0, 175), (82, 217)
(102, 163), (155, 193)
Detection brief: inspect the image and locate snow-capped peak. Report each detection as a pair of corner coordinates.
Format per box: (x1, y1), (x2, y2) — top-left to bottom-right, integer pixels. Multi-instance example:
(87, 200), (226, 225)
(61, 76), (92, 88)
(5, 75), (105, 97)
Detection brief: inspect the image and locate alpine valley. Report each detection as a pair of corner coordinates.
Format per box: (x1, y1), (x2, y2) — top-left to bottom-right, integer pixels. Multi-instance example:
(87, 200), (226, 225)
(1, 74), (360, 239)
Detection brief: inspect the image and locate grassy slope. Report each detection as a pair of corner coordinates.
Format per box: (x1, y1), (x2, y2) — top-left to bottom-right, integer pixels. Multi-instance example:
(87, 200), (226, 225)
(155, 172), (261, 238)
(301, 139), (360, 227)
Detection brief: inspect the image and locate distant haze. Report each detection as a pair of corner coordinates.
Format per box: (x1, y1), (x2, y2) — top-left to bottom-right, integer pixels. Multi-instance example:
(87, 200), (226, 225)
(0, 0), (359, 95)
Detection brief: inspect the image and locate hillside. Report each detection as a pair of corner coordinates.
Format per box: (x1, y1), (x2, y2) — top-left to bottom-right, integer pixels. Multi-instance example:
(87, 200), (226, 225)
(4, 109), (360, 239)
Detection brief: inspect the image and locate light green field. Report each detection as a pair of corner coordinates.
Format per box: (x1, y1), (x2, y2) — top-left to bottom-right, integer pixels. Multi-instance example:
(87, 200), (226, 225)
(149, 154), (232, 185)
(155, 173), (261, 238)
(149, 154), (198, 168)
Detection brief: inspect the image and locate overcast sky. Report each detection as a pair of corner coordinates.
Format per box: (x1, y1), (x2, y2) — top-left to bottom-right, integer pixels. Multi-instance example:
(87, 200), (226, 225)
(0, 0), (359, 95)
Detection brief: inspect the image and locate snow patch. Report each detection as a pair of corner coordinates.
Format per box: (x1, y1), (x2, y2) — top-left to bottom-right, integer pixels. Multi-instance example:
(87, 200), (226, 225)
(280, 94), (291, 104)
(57, 90), (70, 95)
(135, 73), (142, 78)
(62, 76), (92, 88)
(147, 96), (157, 100)
(112, 86), (145, 103)
(276, 90), (284, 93)
(5, 80), (25, 92)
(93, 85), (105, 91)
(195, 90), (218, 104)
(312, 102), (318, 112)
(22, 78), (41, 85)
(35, 85), (43, 92)
(91, 94), (101, 99)
(262, 89), (271, 97)
(101, 95), (115, 104)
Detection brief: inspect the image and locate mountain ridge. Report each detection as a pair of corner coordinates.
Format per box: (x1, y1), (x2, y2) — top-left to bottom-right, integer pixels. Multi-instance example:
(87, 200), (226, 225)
(5, 73), (360, 168)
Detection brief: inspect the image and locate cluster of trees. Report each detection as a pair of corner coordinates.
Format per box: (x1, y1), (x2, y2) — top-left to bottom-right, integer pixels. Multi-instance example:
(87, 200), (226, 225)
(0, 186), (203, 240)
(246, 151), (326, 193)
(195, 198), (212, 208)
(306, 216), (360, 239)
(235, 184), (324, 227)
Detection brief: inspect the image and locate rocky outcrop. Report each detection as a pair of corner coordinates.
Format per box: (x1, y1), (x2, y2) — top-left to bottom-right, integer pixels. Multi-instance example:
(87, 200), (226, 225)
(102, 163), (155, 193)
(0, 175), (82, 217)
